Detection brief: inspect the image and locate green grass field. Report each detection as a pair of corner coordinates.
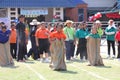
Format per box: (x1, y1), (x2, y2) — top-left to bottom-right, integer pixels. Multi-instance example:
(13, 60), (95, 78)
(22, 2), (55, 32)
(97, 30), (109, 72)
(0, 57), (120, 80)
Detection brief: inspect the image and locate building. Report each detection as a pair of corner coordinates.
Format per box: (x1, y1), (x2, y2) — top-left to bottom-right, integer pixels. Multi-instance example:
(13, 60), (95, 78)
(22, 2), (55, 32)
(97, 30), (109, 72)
(0, 0), (88, 24)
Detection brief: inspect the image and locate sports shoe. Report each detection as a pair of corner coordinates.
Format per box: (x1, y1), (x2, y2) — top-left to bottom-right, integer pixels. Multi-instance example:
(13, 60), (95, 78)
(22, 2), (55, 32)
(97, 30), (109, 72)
(112, 55), (115, 58)
(44, 58), (50, 63)
(106, 55), (110, 59)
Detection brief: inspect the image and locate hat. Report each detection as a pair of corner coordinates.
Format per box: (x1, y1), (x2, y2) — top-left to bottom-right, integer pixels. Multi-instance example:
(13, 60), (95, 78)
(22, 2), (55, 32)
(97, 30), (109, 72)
(95, 20), (101, 24)
(30, 19), (40, 25)
(64, 20), (73, 25)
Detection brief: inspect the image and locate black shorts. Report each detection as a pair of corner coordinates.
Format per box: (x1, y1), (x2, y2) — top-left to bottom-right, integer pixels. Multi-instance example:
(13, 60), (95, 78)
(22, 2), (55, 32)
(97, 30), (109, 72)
(38, 38), (49, 54)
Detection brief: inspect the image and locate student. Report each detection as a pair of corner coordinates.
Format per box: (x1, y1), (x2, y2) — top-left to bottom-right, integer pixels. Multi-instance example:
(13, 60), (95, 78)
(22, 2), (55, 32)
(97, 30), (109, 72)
(115, 26), (120, 61)
(86, 26), (104, 66)
(49, 24), (67, 71)
(63, 20), (75, 60)
(35, 22), (50, 63)
(25, 19), (40, 60)
(9, 24), (17, 59)
(16, 15), (28, 62)
(0, 26), (14, 66)
(75, 22), (89, 61)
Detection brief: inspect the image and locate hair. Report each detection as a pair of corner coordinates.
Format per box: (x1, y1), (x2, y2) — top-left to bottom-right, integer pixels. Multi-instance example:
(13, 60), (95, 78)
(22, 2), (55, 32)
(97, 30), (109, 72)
(56, 23), (64, 28)
(1, 26), (7, 29)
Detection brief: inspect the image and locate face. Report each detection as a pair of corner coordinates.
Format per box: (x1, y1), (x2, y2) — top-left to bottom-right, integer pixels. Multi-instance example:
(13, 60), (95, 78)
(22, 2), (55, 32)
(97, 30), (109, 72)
(41, 23), (46, 29)
(2, 28), (6, 32)
(91, 28), (97, 34)
(11, 26), (15, 29)
(19, 17), (25, 22)
(78, 24), (84, 29)
(57, 25), (63, 32)
(66, 22), (72, 27)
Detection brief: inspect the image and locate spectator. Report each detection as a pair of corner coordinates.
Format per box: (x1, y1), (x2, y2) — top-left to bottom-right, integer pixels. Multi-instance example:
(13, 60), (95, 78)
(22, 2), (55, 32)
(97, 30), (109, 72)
(63, 20), (75, 60)
(105, 19), (117, 59)
(75, 22), (89, 61)
(35, 22), (50, 63)
(16, 15), (28, 62)
(115, 26), (120, 61)
(9, 24), (17, 59)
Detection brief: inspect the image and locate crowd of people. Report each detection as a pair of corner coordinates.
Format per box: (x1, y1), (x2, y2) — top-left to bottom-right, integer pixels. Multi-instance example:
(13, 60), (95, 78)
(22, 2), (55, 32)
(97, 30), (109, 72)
(0, 15), (120, 71)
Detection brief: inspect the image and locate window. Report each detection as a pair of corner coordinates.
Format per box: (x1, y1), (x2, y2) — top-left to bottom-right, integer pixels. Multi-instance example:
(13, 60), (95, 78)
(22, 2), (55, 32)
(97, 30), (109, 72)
(10, 8), (16, 11)
(55, 8), (60, 11)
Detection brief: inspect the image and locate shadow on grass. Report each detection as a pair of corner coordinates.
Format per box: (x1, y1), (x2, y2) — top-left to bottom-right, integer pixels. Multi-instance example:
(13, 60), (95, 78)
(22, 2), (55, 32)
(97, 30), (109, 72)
(94, 65), (112, 68)
(1, 65), (19, 69)
(25, 61), (35, 64)
(58, 70), (78, 74)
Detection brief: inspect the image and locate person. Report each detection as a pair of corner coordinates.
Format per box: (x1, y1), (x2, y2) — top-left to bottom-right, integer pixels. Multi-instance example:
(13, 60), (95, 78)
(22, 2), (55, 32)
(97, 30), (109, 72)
(16, 15), (28, 62)
(63, 20), (75, 60)
(86, 26), (104, 66)
(0, 26), (14, 66)
(75, 22), (89, 61)
(94, 20), (104, 37)
(105, 19), (117, 58)
(115, 26), (120, 61)
(35, 22), (50, 63)
(49, 24), (67, 71)
(9, 24), (17, 59)
(25, 19), (40, 60)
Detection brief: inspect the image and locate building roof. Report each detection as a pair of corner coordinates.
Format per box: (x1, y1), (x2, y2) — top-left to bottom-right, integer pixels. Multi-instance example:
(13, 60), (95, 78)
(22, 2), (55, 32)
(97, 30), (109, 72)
(0, 0), (86, 8)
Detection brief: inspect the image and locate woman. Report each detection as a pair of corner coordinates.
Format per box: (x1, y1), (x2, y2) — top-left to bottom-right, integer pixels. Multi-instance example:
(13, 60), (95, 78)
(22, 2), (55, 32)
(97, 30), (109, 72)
(105, 19), (117, 58)
(49, 24), (67, 71)
(86, 26), (104, 66)
(0, 26), (14, 66)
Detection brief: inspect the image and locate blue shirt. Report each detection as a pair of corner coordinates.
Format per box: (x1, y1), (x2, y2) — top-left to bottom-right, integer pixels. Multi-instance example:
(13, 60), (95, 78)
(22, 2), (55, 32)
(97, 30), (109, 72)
(75, 28), (89, 38)
(0, 30), (11, 43)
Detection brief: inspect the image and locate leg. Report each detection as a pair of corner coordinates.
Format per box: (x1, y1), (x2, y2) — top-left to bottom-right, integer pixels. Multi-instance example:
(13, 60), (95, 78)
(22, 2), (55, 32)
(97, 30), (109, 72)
(107, 40), (111, 57)
(111, 41), (115, 56)
(117, 41), (120, 58)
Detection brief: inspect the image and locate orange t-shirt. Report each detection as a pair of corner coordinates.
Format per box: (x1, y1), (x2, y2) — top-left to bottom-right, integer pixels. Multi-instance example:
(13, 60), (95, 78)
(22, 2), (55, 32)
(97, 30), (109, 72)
(49, 31), (66, 40)
(35, 28), (49, 39)
(9, 29), (17, 43)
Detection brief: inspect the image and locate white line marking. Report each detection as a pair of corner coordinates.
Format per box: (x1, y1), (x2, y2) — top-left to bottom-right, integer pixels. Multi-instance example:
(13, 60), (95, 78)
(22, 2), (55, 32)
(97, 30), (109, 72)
(70, 64), (110, 80)
(24, 63), (46, 80)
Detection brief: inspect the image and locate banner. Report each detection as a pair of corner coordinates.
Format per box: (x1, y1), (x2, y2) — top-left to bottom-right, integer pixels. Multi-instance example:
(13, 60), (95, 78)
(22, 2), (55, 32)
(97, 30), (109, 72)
(20, 8), (48, 15)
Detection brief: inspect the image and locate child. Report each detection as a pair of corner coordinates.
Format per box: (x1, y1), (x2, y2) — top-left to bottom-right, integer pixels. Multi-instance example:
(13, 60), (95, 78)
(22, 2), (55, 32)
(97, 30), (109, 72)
(86, 26), (104, 66)
(115, 26), (120, 61)
(9, 24), (17, 59)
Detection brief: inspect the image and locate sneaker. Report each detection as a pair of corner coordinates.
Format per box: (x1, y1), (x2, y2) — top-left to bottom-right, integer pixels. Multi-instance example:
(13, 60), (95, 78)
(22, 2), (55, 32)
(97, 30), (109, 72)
(118, 58), (120, 61)
(44, 58), (50, 63)
(24, 55), (28, 60)
(112, 55), (115, 58)
(106, 55), (110, 59)
(40, 58), (44, 63)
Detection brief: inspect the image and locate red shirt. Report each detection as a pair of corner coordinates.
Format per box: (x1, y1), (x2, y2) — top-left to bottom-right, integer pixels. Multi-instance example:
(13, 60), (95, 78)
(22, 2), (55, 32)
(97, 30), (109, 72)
(49, 31), (66, 40)
(9, 29), (17, 43)
(115, 31), (120, 41)
(35, 28), (49, 39)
